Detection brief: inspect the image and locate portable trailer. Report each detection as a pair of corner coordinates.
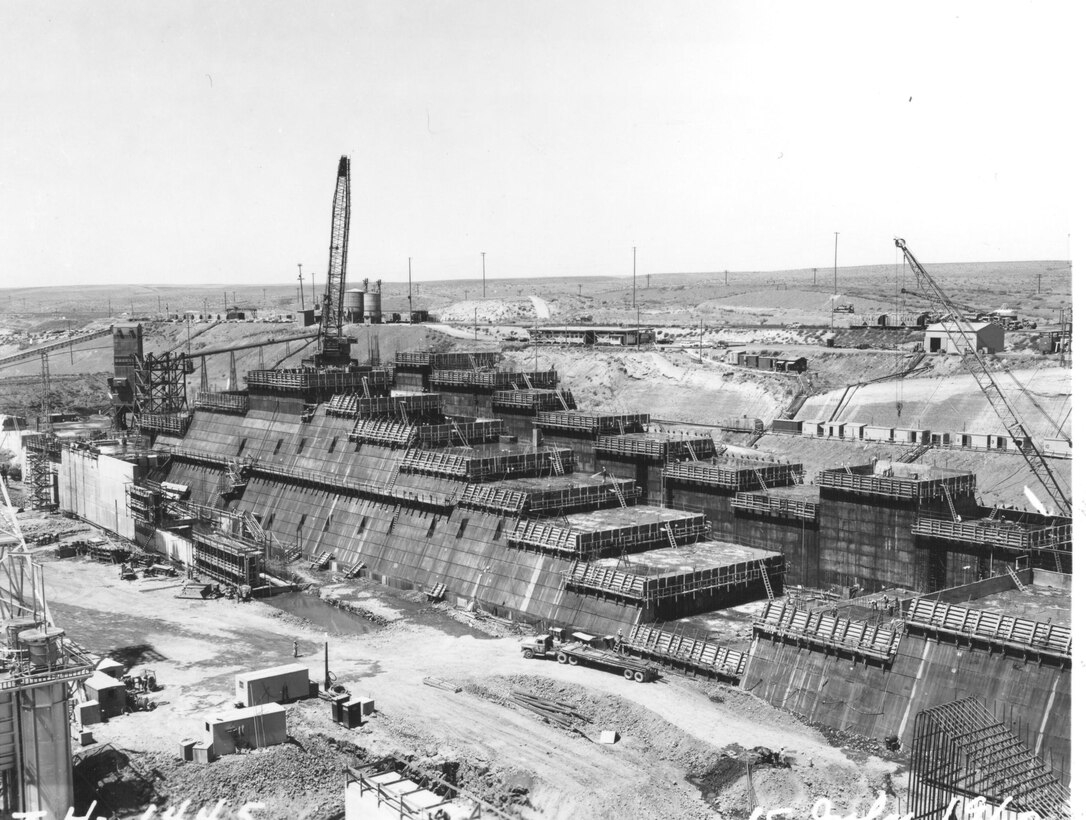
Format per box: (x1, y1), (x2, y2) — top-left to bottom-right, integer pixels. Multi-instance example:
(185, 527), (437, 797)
(519, 633), (660, 683)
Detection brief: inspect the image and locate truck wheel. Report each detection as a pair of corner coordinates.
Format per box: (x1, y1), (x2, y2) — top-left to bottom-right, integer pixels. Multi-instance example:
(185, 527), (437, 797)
(568, 655), (579, 665)
(557, 653), (568, 664)
(623, 669), (634, 680)
(522, 648), (535, 659)
(633, 671), (646, 683)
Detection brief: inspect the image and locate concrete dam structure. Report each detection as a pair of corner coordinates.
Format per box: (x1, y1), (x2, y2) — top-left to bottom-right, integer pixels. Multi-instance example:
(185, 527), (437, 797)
(49, 332), (1071, 795)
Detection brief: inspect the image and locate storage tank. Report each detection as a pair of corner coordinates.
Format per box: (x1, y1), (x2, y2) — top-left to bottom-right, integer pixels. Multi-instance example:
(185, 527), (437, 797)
(345, 289), (365, 322)
(3, 616), (38, 647)
(362, 279), (382, 324)
(18, 627), (66, 670)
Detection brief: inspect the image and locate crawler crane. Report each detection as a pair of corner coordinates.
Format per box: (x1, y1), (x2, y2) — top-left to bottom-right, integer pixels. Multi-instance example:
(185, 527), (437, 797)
(893, 238), (1070, 517)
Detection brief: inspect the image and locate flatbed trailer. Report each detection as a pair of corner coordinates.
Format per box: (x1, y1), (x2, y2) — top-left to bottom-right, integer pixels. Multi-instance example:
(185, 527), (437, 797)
(555, 643), (659, 683)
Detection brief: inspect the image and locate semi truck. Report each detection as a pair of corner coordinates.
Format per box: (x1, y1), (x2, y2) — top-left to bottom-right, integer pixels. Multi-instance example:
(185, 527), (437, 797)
(520, 630), (660, 683)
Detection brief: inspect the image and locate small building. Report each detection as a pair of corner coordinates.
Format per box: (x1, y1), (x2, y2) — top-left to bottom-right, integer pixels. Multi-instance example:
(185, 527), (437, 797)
(96, 658), (125, 679)
(924, 321), (1005, 355)
(235, 663), (311, 707)
(206, 702), (287, 756)
(84, 670), (126, 718)
(226, 306), (257, 320)
(295, 308), (316, 327)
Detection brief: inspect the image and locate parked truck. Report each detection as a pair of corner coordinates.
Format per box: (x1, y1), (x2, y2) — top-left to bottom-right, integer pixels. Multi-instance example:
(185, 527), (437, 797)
(520, 630), (660, 683)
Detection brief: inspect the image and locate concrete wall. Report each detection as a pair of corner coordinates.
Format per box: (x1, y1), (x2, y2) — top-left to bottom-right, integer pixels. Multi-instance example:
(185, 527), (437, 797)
(817, 491), (942, 593)
(742, 631), (1070, 784)
(733, 513), (820, 587)
(58, 449), (143, 540)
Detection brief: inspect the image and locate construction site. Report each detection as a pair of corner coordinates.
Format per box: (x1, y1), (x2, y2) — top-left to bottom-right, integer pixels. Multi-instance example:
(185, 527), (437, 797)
(0, 156), (1073, 820)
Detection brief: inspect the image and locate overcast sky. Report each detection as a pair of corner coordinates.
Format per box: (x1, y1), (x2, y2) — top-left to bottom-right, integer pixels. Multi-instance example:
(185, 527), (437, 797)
(0, 2), (1074, 286)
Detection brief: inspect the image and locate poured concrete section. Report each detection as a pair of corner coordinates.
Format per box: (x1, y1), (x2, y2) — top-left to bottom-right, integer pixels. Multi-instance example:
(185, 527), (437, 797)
(570, 540), (784, 620)
(594, 539), (778, 573)
(960, 584), (1071, 628)
(563, 505), (701, 533)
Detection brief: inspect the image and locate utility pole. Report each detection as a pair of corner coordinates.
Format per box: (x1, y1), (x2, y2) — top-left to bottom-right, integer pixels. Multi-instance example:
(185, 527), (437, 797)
(474, 307), (478, 340)
(311, 272), (316, 308)
(1037, 272), (1041, 295)
(408, 258), (413, 320)
(632, 246), (637, 309)
(297, 265), (305, 309)
(834, 232), (840, 295)
(481, 252), (486, 299)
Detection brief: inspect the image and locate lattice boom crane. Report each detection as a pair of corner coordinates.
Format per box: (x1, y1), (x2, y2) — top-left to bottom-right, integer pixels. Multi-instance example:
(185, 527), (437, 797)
(893, 237), (1070, 517)
(315, 155), (352, 366)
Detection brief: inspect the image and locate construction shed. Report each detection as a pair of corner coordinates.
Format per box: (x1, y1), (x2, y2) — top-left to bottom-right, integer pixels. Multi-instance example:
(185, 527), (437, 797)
(235, 663), (311, 707)
(924, 321), (1005, 355)
(206, 702), (287, 756)
(84, 670), (126, 718)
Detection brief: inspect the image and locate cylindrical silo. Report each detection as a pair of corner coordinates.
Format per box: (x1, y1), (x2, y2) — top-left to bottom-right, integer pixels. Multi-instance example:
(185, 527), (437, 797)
(345, 289), (365, 322)
(362, 291), (382, 324)
(18, 627), (66, 670)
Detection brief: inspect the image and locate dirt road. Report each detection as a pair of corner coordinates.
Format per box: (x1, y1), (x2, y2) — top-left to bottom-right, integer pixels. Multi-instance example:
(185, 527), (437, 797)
(41, 553), (904, 819)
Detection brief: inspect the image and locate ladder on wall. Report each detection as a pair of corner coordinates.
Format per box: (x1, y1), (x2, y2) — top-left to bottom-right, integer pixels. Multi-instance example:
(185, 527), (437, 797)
(756, 471), (769, 492)
(468, 353), (480, 373)
(1007, 568), (1026, 591)
(549, 446), (565, 475)
(523, 374), (535, 390)
(360, 378), (371, 399)
(758, 561), (775, 600)
(609, 473), (628, 509)
(663, 523), (679, 550)
(790, 469), (804, 486)
(556, 390), (570, 411)
(942, 484), (959, 520)
(685, 440), (699, 462)
(388, 506), (402, 534)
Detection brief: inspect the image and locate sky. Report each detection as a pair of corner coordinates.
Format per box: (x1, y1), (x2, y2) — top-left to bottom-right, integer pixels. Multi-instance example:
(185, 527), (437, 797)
(0, 1), (1075, 287)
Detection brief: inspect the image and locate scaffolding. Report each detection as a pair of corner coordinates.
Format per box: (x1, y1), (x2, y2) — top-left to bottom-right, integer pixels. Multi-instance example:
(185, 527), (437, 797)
(400, 447), (572, 481)
(752, 600), (903, 663)
(733, 491), (818, 521)
(190, 531), (263, 587)
(133, 351), (190, 434)
(394, 350), (502, 370)
(326, 393), (443, 420)
(912, 517), (1071, 552)
(429, 369), (558, 391)
(597, 435), (715, 462)
(624, 623), (748, 681)
(908, 698), (1070, 820)
(816, 467), (975, 500)
(491, 389), (575, 413)
(666, 460), (802, 492)
(416, 420), (502, 447)
(535, 411), (649, 435)
(24, 435), (58, 511)
(509, 513), (707, 558)
(245, 366), (392, 398)
(566, 557), (778, 605)
(348, 419), (418, 448)
(905, 598), (1071, 663)
(194, 390), (249, 415)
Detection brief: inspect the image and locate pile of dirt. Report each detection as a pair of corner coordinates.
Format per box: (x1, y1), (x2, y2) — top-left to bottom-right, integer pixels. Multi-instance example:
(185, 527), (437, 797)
(135, 728), (366, 818)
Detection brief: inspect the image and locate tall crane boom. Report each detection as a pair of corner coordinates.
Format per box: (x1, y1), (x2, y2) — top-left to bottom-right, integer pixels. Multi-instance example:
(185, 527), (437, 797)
(315, 156), (352, 366)
(894, 238), (1070, 516)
